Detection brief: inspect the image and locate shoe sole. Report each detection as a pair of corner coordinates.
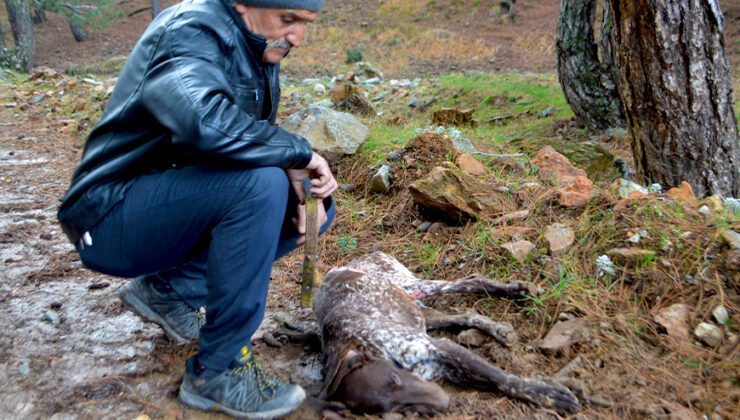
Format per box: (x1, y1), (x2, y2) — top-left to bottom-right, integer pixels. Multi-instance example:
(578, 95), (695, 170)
(179, 379), (306, 419)
(117, 283), (190, 344)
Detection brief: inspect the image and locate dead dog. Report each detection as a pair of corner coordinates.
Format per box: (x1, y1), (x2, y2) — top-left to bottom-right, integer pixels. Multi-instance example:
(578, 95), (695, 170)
(313, 252), (581, 415)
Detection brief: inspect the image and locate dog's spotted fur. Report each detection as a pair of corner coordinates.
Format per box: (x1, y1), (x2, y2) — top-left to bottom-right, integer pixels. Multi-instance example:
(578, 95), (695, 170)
(314, 252), (581, 414)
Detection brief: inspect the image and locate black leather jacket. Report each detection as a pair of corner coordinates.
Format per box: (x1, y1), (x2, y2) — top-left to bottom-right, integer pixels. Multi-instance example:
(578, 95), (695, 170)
(57, 0), (313, 243)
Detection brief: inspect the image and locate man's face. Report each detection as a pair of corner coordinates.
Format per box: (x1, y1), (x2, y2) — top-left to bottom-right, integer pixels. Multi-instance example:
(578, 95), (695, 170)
(235, 5), (318, 63)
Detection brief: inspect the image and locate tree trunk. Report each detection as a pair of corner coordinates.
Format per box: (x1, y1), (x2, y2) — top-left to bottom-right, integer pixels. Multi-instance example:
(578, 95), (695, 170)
(556, 0), (624, 130)
(607, 0), (740, 198)
(151, 0), (160, 18)
(32, 0), (46, 24)
(69, 17), (87, 42)
(4, 0), (35, 71)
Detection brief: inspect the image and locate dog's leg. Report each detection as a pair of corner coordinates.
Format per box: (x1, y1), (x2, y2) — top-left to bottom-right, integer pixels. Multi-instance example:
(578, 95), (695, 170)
(432, 337), (580, 413)
(424, 310), (517, 347)
(412, 275), (541, 300)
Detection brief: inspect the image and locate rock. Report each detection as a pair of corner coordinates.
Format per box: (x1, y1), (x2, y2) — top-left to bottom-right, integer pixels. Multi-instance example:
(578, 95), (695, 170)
(545, 224), (575, 256)
(698, 205), (711, 219)
(42, 310), (61, 325)
(456, 329), (489, 347)
(363, 77), (381, 85)
(409, 164), (515, 222)
(556, 175), (595, 208)
(451, 137), (478, 154)
(28, 94), (46, 104)
(310, 98), (334, 108)
(537, 106), (554, 118)
(355, 61), (383, 79)
(607, 248), (656, 266)
(648, 183), (663, 194)
(531, 145), (588, 182)
(491, 210), (529, 225)
(721, 230), (740, 250)
(455, 153), (487, 176)
(428, 222), (444, 233)
(88, 281), (110, 291)
(408, 97), (420, 108)
(616, 179), (649, 198)
(371, 165), (392, 194)
(496, 186), (510, 193)
(726, 249), (740, 272)
(501, 240), (535, 262)
(520, 182), (541, 189)
(724, 197), (740, 216)
(432, 108), (476, 127)
(540, 318), (590, 355)
(654, 304), (691, 339)
(313, 83), (326, 94)
(597, 255), (617, 277)
(712, 305), (729, 326)
(417, 222), (432, 233)
(694, 322), (723, 347)
(329, 82), (375, 116)
(666, 182), (698, 206)
(280, 106), (370, 156)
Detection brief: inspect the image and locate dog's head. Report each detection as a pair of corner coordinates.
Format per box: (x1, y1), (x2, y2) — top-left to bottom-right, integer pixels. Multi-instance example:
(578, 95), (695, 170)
(319, 348), (450, 415)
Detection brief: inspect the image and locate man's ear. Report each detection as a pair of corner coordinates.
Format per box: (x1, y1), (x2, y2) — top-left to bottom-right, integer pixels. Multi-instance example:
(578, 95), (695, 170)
(318, 348), (372, 400)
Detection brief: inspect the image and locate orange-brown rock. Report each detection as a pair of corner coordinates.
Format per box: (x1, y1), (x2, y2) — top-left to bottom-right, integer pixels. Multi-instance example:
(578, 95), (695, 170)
(556, 175), (595, 208)
(409, 163), (514, 222)
(666, 181), (698, 206)
(531, 146), (587, 182)
(455, 153), (488, 176)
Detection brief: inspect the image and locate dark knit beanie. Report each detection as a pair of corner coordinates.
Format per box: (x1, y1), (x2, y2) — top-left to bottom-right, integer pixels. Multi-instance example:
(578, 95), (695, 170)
(236, 0), (324, 11)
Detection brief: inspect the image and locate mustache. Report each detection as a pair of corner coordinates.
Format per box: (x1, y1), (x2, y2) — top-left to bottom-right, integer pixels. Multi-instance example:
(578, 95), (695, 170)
(265, 38), (292, 54)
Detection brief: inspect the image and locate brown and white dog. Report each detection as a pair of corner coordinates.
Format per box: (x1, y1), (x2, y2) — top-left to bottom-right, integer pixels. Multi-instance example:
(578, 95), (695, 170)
(313, 252), (581, 415)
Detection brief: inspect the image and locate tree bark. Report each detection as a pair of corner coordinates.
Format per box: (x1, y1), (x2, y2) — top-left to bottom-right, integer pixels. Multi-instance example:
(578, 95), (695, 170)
(556, 0), (624, 130)
(69, 17), (87, 42)
(607, 0), (740, 198)
(4, 0), (35, 71)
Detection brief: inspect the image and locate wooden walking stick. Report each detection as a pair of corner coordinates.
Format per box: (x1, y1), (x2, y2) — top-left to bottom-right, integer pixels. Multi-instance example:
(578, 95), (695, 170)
(300, 189), (322, 308)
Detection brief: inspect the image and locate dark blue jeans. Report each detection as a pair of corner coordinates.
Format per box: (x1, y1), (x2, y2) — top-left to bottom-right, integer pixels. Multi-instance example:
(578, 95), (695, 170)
(77, 164), (334, 372)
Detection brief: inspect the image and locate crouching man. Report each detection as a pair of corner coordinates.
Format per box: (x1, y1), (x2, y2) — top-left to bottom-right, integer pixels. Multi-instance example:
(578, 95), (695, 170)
(57, 0), (335, 417)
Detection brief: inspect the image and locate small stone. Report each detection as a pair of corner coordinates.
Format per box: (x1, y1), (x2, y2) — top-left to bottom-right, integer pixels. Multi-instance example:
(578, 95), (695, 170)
(540, 318), (590, 355)
(370, 165), (392, 194)
(520, 182), (541, 189)
(387, 150), (404, 160)
(694, 322), (723, 347)
(417, 222), (432, 233)
(133, 415), (151, 420)
(42, 310), (61, 325)
(496, 186), (510, 193)
(681, 274), (696, 285)
(654, 304), (691, 339)
(698, 205), (711, 219)
(724, 197), (740, 215)
(501, 240), (535, 262)
(29, 94), (46, 104)
(704, 195), (724, 213)
(627, 234), (641, 244)
(596, 255), (617, 277)
(88, 281), (110, 291)
(537, 106), (554, 118)
(726, 249), (740, 272)
(50, 302), (62, 310)
(18, 360), (30, 377)
(313, 83), (326, 94)
(545, 224), (575, 256)
(647, 183), (663, 194)
(559, 312), (575, 321)
(666, 181), (698, 206)
(712, 305), (729, 326)
(491, 210), (529, 225)
(721, 230), (740, 250)
(455, 153), (487, 176)
(408, 97), (420, 108)
(427, 222), (444, 233)
(456, 329), (489, 347)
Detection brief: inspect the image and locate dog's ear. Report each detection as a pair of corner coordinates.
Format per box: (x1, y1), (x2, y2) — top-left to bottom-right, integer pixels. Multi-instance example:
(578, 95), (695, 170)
(318, 347), (372, 400)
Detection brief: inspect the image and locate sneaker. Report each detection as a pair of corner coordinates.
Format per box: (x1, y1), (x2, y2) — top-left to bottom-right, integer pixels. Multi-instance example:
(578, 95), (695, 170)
(117, 275), (204, 344)
(179, 348), (305, 419)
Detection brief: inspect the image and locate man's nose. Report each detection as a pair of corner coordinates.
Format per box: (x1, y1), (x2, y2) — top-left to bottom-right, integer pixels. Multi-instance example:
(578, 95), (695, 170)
(286, 24), (307, 48)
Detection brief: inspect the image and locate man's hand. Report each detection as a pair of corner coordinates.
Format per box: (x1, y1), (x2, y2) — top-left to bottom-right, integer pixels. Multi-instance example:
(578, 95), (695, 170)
(286, 152), (337, 244)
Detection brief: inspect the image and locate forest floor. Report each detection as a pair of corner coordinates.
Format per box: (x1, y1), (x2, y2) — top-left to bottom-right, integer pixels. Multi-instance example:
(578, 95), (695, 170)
(1, 1), (739, 419)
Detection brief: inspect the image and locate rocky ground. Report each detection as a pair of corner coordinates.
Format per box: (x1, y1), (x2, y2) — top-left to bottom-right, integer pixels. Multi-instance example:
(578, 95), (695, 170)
(1, 1), (739, 419)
